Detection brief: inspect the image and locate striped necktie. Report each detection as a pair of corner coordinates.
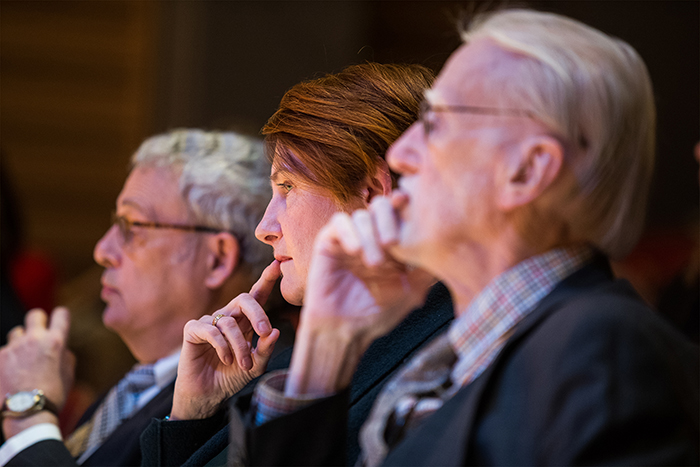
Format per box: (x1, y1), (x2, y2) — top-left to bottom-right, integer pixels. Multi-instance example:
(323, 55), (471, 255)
(65, 363), (156, 462)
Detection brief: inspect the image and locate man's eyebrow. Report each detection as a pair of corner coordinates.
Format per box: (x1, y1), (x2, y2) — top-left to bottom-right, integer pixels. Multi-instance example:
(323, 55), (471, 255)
(118, 199), (156, 219)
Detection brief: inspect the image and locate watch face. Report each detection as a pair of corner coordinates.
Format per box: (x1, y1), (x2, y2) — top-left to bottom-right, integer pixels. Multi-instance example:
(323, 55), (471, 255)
(6, 391), (37, 412)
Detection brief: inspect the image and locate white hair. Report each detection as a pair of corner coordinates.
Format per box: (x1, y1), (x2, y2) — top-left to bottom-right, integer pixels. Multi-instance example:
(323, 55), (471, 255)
(132, 129), (272, 277)
(462, 9), (656, 259)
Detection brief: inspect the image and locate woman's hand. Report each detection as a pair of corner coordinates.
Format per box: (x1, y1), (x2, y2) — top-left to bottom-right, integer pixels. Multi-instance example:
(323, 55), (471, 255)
(170, 261), (281, 420)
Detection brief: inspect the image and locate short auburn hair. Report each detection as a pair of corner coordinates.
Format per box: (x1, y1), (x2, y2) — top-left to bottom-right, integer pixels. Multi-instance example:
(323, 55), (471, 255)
(262, 63), (434, 204)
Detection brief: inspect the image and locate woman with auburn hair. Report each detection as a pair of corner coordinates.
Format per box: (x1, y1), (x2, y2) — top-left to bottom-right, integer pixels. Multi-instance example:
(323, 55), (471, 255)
(141, 63), (454, 466)
(258, 62), (435, 305)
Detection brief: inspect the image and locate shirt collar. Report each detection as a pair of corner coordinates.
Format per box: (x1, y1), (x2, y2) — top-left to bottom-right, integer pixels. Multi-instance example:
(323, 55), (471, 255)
(152, 349), (180, 388)
(447, 246), (594, 387)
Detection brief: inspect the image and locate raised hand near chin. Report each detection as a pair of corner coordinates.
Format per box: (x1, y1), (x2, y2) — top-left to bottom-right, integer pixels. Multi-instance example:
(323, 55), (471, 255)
(303, 196), (434, 342)
(287, 197), (434, 396)
(0, 307), (75, 438)
(171, 260), (281, 421)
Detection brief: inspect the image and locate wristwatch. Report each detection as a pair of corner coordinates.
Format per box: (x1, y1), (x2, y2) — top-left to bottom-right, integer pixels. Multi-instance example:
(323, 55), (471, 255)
(2, 390), (59, 418)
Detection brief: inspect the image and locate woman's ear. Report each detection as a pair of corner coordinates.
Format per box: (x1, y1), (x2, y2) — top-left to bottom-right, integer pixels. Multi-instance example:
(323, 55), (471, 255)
(361, 158), (393, 202)
(203, 232), (240, 289)
(497, 135), (564, 211)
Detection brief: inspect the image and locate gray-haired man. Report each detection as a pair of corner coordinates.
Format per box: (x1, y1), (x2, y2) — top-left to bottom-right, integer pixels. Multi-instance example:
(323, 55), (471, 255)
(0, 130), (274, 466)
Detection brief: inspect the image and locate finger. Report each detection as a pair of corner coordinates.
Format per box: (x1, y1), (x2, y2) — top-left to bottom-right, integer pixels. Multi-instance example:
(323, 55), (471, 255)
(352, 209), (384, 267)
(24, 308), (48, 331)
(253, 328), (280, 367)
(390, 190), (409, 211)
(216, 317), (253, 370)
(184, 320), (233, 365)
(370, 196), (400, 246)
(212, 302), (253, 336)
(6, 326), (24, 343)
(199, 313), (223, 330)
(48, 307), (71, 342)
(249, 260), (281, 306)
(233, 295), (272, 337)
(324, 212), (361, 254)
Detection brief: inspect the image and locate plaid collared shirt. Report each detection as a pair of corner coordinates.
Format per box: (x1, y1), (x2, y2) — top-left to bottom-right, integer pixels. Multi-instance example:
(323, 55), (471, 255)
(252, 246), (594, 426)
(447, 245), (594, 388)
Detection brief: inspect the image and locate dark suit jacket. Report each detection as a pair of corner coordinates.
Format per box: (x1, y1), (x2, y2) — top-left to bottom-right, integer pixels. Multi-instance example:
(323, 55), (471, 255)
(6, 381), (175, 467)
(243, 259), (700, 466)
(140, 283), (454, 466)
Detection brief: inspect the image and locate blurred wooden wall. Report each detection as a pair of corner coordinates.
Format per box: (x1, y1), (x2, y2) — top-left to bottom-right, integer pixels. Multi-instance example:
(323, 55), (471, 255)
(1, 0), (160, 280)
(2, 0), (697, 287)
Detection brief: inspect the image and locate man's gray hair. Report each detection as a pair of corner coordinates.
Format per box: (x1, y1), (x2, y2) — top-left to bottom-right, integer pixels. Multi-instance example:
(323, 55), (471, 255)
(462, 9), (655, 259)
(132, 129), (272, 277)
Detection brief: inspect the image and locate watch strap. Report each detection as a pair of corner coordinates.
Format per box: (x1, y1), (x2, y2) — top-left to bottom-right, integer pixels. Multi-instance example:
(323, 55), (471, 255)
(41, 394), (60, 417)
(2, 390), (60, 418)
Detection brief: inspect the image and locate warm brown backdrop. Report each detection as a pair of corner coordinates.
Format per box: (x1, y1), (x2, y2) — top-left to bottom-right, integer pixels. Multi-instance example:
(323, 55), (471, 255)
(1, 0), (697, 415)
(2, 1), (697, 283)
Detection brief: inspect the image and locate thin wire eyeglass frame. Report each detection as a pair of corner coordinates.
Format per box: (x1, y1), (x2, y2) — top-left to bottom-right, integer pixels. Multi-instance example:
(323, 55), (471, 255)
(419, 100), (536, 136)
(111, 211), (228, 243)
(419, 100), (588, 149)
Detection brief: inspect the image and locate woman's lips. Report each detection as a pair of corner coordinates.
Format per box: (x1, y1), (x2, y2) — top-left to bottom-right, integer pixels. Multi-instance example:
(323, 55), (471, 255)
(100, 284), (119, 301)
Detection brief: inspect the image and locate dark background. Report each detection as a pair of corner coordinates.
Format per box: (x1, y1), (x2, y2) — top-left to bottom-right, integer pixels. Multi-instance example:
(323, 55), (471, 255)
(1, 0), (697, 420)
(2, 0), (698, 281)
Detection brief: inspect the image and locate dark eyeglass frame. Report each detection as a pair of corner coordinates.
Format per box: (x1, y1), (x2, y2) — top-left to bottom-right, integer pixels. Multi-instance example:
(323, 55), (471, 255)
(419, 100), (536, 136)
(111, 212), (227, 242)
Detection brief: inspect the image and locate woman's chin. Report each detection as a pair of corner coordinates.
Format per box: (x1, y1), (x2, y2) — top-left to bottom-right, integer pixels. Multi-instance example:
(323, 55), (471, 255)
(280, 278), (304, 306)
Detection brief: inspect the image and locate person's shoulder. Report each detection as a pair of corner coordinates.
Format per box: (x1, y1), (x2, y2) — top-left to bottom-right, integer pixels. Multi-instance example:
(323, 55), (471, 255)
(547, 277), (686, 339)
(524, 276), (698, 375)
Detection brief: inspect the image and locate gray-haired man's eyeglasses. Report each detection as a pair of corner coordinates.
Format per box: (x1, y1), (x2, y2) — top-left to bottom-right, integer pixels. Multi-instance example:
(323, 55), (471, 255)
(111, 212), (227, 244)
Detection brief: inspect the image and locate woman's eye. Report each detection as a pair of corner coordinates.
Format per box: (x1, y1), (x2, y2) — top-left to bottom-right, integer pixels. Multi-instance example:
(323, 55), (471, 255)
(276, 183), (293, 193)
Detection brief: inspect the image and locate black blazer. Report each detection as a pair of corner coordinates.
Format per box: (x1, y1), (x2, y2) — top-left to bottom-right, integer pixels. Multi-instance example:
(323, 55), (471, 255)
(243, 259), (700, 466)
(140, 283), (455, 466)
(6, 381), (175, 467)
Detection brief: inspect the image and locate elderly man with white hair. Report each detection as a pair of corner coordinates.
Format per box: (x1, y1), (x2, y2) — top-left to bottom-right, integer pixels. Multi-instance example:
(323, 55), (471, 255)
(229, 9), (698, 466)
(0, 130), (276, 466)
